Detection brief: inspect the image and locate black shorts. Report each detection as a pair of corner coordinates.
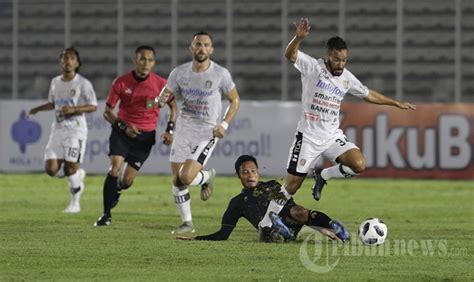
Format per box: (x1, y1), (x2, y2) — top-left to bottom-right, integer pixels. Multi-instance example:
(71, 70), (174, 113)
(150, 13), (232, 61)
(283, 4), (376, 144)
(108, 125), (156, 171)
(280, 199), (304, 237)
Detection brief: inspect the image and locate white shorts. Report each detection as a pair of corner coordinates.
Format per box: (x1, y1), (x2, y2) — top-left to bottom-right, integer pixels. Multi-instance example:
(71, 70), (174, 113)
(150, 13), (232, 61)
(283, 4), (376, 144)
(286, 129), (358, 176)
(44, 133), (86, 163)
(169, 123), (218, 167)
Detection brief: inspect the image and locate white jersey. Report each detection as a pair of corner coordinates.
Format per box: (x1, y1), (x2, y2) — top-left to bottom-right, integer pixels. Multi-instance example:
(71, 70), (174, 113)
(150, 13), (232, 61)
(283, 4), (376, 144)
(294, 50), (369, 141)
(48, 73), (97, 139)
(166, 61), (235, 130)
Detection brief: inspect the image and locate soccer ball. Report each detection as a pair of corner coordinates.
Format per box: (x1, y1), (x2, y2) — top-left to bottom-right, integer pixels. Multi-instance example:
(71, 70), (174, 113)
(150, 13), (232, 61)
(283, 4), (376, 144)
(358, 218), (387, 246)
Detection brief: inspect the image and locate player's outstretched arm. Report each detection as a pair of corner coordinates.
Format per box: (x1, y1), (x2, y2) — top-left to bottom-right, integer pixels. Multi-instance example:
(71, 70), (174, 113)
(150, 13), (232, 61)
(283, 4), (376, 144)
(28, 102), (54, 117)
(178, 196), (242, 241)
(213, 87), (240, 139)
(364, 89), (416, 110)
(61, 104), (97, 116)
(285, 17), (311, 64)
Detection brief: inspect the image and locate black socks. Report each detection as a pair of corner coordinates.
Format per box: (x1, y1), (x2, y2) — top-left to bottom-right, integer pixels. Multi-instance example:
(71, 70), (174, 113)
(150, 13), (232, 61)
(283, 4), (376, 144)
(103, 174), (119, 216)
(307, 210), (332, 228)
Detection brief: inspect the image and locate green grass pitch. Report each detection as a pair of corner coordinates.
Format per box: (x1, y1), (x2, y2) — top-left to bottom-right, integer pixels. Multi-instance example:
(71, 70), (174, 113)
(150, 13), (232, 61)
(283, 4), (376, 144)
(0, 173), (472, 281)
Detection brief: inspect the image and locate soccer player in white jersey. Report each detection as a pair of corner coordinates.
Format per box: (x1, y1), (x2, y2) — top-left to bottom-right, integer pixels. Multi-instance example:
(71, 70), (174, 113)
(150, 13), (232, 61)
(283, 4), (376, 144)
(28, 47), (98, 213)
(157, 31), (240, 234)
(258, 18), (416, 241)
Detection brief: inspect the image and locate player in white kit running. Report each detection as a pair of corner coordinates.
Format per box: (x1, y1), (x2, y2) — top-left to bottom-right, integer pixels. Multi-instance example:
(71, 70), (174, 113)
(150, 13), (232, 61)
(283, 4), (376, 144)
(157, 31), (240, 234)
(258, 18), (416, 242)
(28, 47), (98, 213)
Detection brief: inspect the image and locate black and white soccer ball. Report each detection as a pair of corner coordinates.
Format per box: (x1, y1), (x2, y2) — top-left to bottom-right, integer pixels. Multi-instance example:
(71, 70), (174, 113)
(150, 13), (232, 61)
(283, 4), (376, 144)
(358, 218), (388, 246)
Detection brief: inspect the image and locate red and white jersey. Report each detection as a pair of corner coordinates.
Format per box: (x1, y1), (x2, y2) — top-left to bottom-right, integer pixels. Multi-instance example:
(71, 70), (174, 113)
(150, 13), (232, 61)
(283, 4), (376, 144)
(48, 73), (97, 139)
(294, 50), (369, 142)
(166, 61), (235, 129)
(106, 71), (168, 132)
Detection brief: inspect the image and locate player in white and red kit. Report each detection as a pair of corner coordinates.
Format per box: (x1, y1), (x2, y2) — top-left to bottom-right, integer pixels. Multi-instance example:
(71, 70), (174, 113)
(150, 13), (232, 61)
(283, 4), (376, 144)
(258, 18), (416, 242)
(94, 46), (177, 226)
(28, 47), (97, 213)
(157, 32), (240, 234)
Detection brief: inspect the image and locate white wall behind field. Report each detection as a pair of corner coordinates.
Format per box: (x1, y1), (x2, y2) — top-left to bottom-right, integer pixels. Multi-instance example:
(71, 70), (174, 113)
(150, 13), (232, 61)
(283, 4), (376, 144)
(0, 100), (301, 176)
(1, 100), (473, 179)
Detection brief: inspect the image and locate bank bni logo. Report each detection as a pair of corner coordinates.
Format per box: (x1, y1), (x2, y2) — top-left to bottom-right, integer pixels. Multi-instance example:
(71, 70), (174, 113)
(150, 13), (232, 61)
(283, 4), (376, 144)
(11, 110), (42, 153)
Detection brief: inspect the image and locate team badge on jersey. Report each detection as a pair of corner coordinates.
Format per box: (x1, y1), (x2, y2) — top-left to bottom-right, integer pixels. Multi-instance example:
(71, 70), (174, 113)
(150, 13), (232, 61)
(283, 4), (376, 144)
(343, 80), (349, 89)
(146, 100), (154, 109)
(70, 89), (76, 97)
(205, 80), (213, 89)
(181, 77), (190, 86)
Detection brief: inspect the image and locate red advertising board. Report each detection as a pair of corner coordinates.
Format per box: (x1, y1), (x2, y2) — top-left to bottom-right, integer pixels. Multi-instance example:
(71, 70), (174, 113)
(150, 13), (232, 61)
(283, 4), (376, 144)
(339, 103), (473, 179)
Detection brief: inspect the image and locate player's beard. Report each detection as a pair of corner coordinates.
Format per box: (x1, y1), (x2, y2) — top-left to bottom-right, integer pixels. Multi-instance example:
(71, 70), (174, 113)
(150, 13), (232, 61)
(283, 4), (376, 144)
(194, 53), (209, 63)
(331, 69), (343, 76)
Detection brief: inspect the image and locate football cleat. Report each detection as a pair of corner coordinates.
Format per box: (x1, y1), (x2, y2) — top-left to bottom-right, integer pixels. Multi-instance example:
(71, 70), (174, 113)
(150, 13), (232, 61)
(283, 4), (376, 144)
(258, 225), (275, 243)
(269, 212), (294, 240)
(200, 168), (215, 201)
(171, 221), (195, 235)
(258, 224), (286, 243)
(329, 220), (350, 242)
(311, 168), (327, 201)
(94, 213), (112, 227)
(63, 204), (80, 213)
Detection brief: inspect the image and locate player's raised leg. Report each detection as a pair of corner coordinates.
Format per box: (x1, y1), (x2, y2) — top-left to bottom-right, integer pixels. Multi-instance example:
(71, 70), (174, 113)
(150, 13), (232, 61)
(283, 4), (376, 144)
(312, 145), (365, 201)
(181, 138), (219, 201)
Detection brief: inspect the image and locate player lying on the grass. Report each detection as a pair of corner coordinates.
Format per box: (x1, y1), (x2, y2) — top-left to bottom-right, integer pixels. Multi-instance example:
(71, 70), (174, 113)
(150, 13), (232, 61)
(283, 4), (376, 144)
(176, 155), (350, 242)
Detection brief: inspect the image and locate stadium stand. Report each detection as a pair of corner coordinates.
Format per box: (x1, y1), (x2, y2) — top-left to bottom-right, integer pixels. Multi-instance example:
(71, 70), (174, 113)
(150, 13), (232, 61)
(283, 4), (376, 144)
(0, 0), (471, 101)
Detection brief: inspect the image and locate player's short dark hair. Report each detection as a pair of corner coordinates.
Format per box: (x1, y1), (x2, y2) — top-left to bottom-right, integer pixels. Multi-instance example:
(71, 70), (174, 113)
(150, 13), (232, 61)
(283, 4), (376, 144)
(326, 36), (348, 51)
(60, 47), (81, 72)
(192, 31), (213, 42)
(135, 45), (156, 56)
(234, 155), (258, 174)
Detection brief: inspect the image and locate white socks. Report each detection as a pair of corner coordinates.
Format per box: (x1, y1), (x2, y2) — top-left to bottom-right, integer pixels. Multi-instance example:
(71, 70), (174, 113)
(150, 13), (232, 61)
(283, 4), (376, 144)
(173, 185), (192, 222)
(67, 171), (81, 191)
(64, 169), (84, 213)
(188, 170), (210, 186)
(260, 184), (292, 227)
(321, 164), (358, 180)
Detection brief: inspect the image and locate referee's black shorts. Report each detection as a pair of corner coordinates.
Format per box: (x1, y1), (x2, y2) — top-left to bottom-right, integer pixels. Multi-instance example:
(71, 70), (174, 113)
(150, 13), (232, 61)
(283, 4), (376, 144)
(108, 125), (156, 171)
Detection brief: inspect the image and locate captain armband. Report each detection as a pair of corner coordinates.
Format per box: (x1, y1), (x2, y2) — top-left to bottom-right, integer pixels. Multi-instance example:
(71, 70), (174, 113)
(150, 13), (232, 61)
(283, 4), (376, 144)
(166, 121), (175, 134)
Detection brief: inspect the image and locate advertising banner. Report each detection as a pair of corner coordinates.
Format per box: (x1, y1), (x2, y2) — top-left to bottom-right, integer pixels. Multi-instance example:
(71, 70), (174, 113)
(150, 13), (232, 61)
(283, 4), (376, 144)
(0, 101), (472, 179)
